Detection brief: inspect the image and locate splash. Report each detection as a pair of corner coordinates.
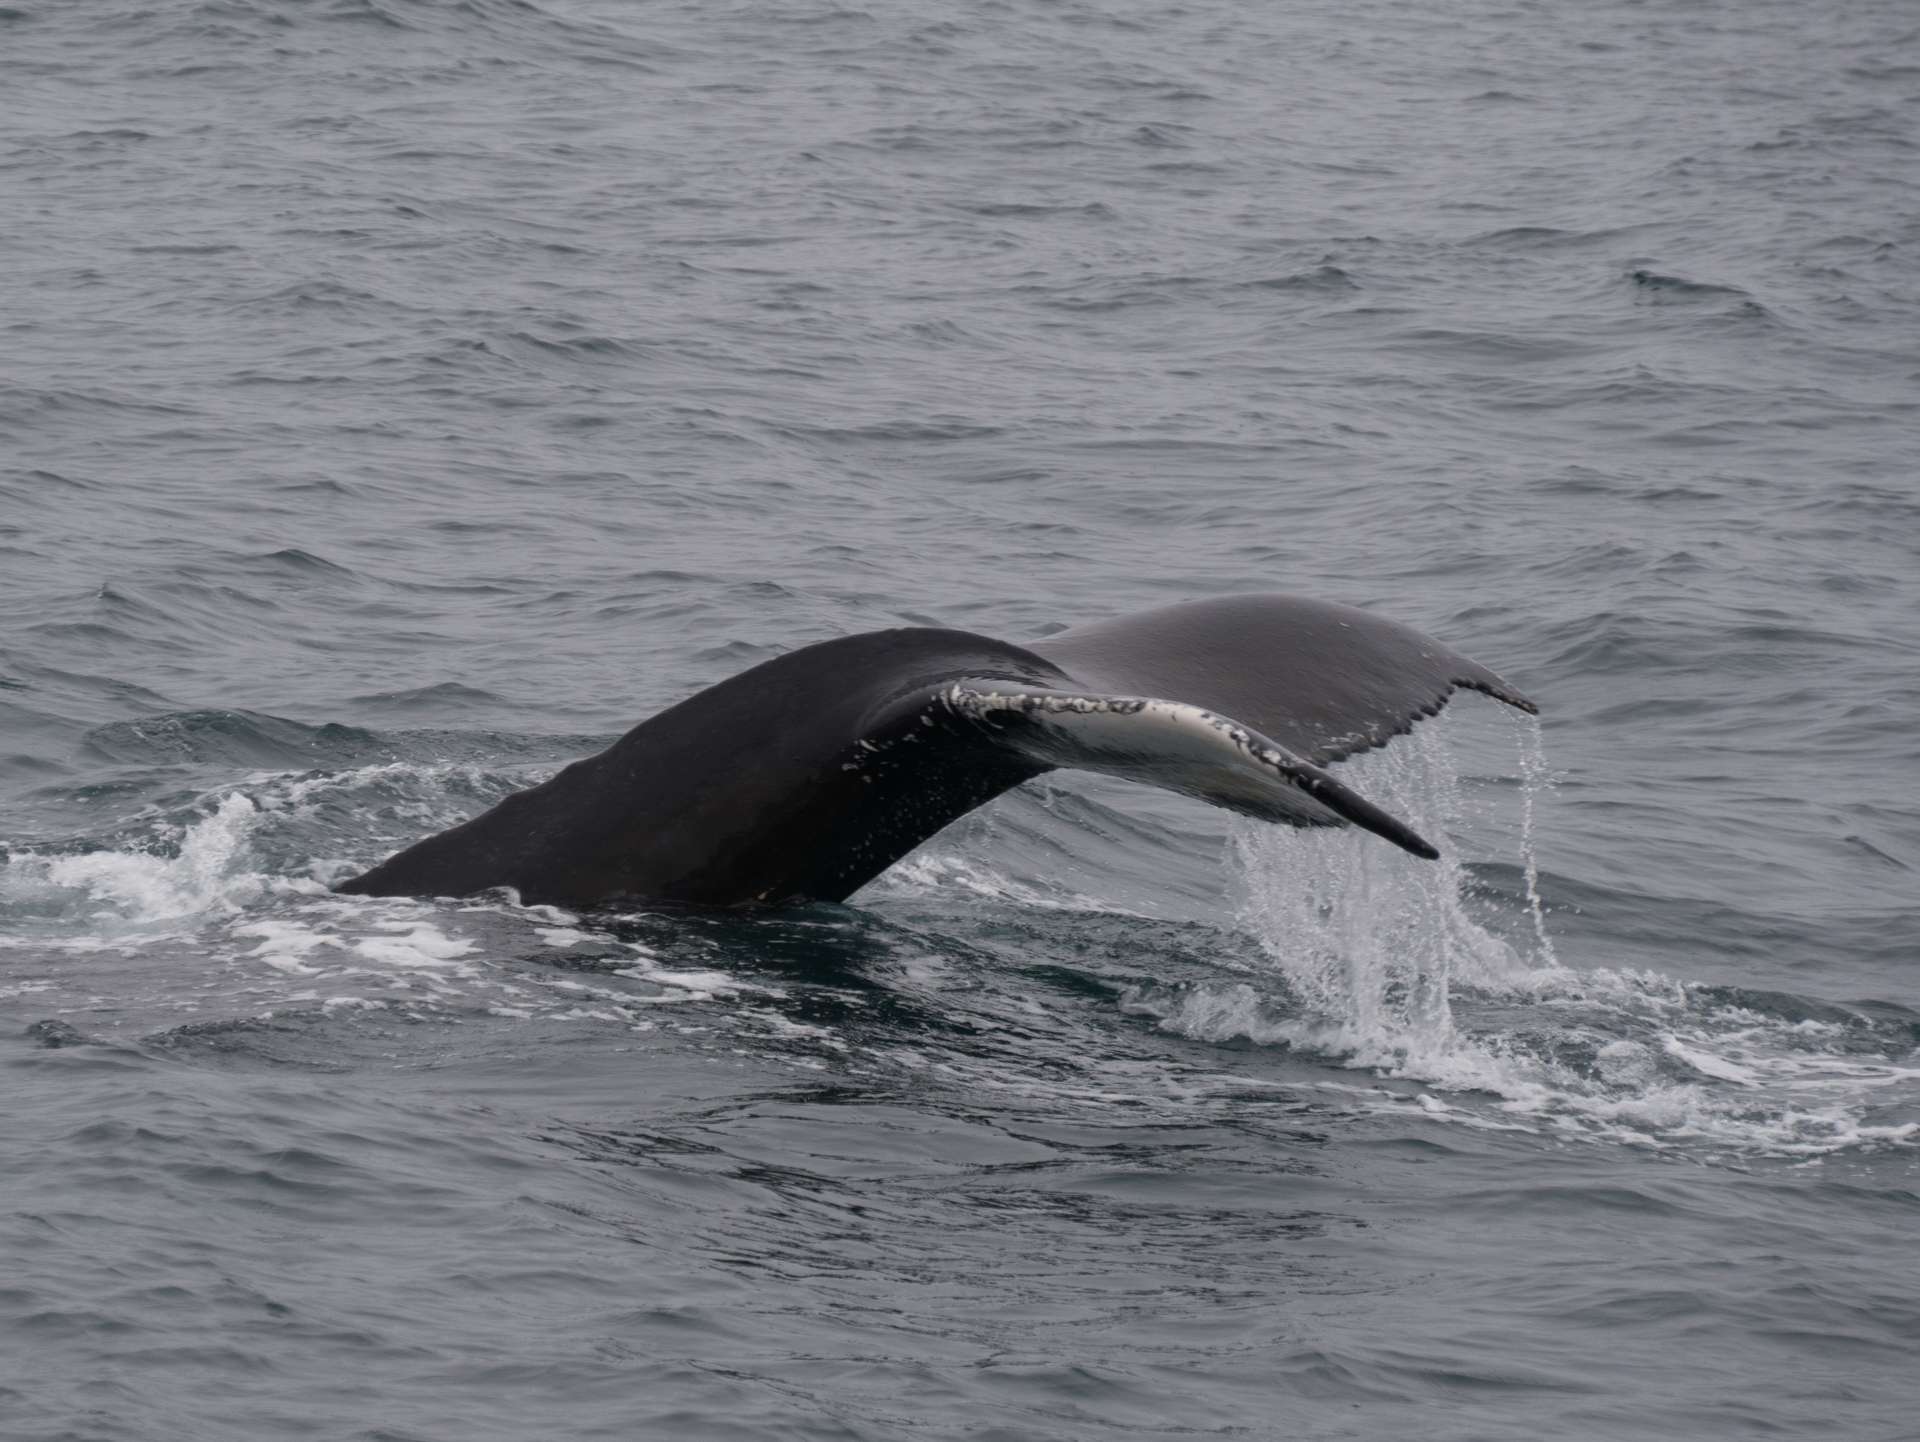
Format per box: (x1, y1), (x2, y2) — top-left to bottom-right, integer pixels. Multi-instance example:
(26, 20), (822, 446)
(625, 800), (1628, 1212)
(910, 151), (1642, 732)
(0, 760), (517, 945)
(0, 793), (298, 943)
(1220, 722), (1532, 1072)
(1515, 714), (1559, 968)
(1137, 713), (1920, 1158)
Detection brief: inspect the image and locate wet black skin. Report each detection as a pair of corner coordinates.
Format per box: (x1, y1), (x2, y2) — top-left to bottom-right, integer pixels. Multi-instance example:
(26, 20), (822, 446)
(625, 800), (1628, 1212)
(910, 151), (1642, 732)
(335, 595), (1535, 909)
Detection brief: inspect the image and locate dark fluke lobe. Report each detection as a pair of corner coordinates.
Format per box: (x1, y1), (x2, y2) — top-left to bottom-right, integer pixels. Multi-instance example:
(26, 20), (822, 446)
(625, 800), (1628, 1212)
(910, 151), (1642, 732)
(335, 595), (1535, 909)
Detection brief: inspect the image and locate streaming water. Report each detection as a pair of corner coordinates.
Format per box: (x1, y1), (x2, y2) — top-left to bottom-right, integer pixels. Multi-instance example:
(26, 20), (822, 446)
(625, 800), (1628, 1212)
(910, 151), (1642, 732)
(4, 0), (1919, 1438)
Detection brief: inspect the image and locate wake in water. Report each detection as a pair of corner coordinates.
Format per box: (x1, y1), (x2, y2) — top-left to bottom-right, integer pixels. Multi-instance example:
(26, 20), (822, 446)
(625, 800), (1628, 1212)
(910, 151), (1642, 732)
(0, 760), (773, 1038)
(4, 718), (1915, 1158)
(1130, 717), (1920, 1158)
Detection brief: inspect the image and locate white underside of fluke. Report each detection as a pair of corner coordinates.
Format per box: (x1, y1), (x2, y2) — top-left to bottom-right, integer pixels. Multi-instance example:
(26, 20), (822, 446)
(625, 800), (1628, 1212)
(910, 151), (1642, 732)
(943, 685), (1351, 829)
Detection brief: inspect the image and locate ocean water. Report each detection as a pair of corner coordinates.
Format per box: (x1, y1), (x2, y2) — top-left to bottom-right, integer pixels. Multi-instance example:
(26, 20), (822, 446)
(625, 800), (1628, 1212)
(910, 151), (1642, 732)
(3, 0), (1918, 1437)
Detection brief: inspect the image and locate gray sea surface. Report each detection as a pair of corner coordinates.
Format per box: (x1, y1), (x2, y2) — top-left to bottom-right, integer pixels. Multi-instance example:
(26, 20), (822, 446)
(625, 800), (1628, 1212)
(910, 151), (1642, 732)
(3, 0), (1919, 1437)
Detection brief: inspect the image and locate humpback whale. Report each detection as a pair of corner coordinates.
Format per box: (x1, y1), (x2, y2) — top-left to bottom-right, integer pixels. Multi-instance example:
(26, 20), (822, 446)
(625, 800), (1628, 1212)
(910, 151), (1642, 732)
(336, 594), (1535, 909)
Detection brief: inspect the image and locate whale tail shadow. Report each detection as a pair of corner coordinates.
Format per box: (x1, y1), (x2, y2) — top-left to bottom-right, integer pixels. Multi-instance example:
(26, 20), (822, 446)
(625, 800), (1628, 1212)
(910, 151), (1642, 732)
(335, 594), (1535, 909)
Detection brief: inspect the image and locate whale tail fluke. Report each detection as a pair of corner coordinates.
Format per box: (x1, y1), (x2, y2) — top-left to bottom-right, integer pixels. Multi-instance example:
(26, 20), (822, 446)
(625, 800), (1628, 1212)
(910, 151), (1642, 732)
(336, 595), (1533, 908)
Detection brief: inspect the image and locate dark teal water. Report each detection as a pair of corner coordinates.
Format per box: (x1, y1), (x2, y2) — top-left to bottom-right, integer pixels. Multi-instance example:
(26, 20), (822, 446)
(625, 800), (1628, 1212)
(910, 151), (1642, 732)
(3, 1), (1918, 1437)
